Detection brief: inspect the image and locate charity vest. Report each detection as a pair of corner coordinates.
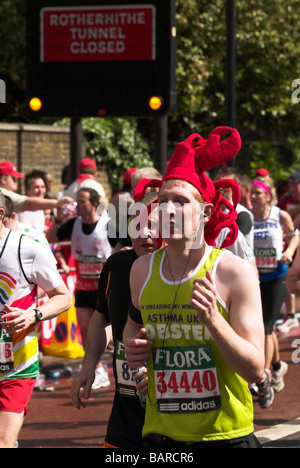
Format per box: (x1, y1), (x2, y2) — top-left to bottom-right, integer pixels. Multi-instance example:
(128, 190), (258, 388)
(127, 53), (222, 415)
(71, 216), (112, 291)
(0, 230), (38, 381)
(253, 205), (287, 282)
(139, 247), (254, 442)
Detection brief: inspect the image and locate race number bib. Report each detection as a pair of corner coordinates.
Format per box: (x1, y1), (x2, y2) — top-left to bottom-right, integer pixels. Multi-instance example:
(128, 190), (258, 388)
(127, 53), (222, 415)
(0, 312), (14, 372)
(115, 340), (138, 398)
(152, 345), (221, 414)
(78, 255), (104, 279)
(255, 247), (277, 273)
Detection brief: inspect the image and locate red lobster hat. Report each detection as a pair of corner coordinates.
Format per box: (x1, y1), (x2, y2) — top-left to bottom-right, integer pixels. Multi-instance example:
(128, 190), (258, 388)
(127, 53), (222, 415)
(162, 126), (241, 248)
(133, 127), (241, 248)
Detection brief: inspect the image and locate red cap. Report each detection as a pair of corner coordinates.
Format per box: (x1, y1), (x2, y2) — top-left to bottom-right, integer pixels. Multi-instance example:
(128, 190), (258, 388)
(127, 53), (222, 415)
(0, 161), (23, 178)
(123, 168), (137, 187)
(162, 127), (242, 248)
(254, 168), (269, 178)
(134, 178), (161, 202)
(78, 158), (96, 171)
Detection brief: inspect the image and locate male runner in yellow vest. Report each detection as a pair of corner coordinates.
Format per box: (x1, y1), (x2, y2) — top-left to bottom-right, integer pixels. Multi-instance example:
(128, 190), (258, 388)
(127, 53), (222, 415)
(124, 127), (265, 448)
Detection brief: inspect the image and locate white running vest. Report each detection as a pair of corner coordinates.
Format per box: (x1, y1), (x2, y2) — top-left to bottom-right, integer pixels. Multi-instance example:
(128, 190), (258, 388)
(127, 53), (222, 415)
(253, 205), (286, 280)
(71, 216), (112, 291)
(0, 230), (38, 380)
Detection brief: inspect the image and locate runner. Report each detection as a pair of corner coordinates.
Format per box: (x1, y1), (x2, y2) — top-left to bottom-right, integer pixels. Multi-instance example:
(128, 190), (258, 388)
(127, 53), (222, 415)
(251, 176), (299, 404)
(46, 187), (112, 389)
(71, 180), (160, 448)
(0, 161), (72, 214)
(124, 127), (265, 448)
(0, 190), (72, 448)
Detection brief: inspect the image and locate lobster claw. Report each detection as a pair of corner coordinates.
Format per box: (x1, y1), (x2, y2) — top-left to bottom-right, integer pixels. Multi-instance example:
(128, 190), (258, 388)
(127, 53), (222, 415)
(214, 179), (241, 209)
(195, 126), (241, 173)
(185, 133), (206, 149)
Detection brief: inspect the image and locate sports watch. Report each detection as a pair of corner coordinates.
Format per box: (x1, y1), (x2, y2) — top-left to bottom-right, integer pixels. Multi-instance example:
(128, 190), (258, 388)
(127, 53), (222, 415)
(34, 308), (43, 323)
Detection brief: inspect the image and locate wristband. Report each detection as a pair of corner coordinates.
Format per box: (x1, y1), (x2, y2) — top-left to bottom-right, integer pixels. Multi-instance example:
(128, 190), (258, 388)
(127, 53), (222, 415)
(287, 228), (300, 238)
(286, 248), (294, 256)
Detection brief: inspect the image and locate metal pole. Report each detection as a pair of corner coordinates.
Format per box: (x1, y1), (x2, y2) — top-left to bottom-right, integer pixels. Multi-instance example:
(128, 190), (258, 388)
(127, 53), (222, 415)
(226, 0), (236, 129)
(17, 125), (23, 193)
(154, 115), (168, 175)
(70, 117), (82, 182)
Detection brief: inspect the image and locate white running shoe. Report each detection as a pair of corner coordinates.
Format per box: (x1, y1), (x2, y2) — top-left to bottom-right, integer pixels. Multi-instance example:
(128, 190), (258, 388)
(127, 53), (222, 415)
(277, 316), (299, 334)
(272, 361), (288, 393)
(91, 366), (110, 390)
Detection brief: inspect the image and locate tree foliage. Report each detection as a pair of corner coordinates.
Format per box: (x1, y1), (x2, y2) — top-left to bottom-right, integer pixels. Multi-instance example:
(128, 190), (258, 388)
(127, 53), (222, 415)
(83, 118), (153, 192)
(173, 0), (300, 136)
(56, 118), (153, 192)
(235, 0), (300, 135)
(172, 0), (227, 137)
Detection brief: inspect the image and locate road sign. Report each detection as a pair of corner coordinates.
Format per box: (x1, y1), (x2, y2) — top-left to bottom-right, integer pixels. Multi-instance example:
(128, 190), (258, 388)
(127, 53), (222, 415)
(41, 5), (156, 63)
(26, 0), (176, 118)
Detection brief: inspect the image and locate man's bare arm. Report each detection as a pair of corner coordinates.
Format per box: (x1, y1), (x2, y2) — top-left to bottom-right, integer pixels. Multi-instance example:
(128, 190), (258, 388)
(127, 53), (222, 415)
(287, 247), (300, 294)
(71, 312), (109, 409)
(123, 256), (152, 368)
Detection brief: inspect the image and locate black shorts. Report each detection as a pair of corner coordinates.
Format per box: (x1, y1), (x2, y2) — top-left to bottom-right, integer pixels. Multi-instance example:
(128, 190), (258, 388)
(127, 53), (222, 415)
(260, 275), (287, 335)
(75, 290), (99, 309)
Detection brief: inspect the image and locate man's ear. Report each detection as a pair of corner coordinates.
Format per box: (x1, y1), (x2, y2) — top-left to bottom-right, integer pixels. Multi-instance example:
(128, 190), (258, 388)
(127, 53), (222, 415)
(203, 203), (214, 223)
(0, 175), (7, 187)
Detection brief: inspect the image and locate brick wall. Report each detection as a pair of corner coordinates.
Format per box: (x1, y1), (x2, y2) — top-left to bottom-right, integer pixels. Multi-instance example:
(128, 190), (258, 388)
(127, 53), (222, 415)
(0, 122), (112, 198)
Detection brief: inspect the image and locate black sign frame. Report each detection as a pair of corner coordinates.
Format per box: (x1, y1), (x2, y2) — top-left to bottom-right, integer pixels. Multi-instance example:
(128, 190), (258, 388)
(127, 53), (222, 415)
(26, 0), (176, 118)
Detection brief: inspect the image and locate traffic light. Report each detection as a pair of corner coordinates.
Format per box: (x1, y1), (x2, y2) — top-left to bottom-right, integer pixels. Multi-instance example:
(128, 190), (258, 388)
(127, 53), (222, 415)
(29, 97), (42, 112)
(26, 0), (176, 118)
(149, 96), (163, 111)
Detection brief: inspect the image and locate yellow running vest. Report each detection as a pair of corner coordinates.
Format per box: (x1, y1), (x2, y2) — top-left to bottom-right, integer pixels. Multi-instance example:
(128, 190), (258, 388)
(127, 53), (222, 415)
(139, 247), (254, 442)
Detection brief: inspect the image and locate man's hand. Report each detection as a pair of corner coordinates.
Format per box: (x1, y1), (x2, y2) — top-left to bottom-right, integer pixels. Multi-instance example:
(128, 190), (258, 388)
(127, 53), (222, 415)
(133, 367), (148, 396)
(190, 271), (219, 325)
(70, 365), (95, 410)
(0, 305), (36, 334)
(125, 328), (152, 369)
(56, 196), (73, 207)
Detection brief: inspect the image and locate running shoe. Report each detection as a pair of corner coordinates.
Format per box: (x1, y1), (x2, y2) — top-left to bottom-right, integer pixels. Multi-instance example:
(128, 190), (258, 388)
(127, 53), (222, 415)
(256, 369), (274, 409)
(277, 316), (299, 334)
(91, 366), (110, 390)
(249, 383), (259, 396)
(272, 361), (288, 393)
